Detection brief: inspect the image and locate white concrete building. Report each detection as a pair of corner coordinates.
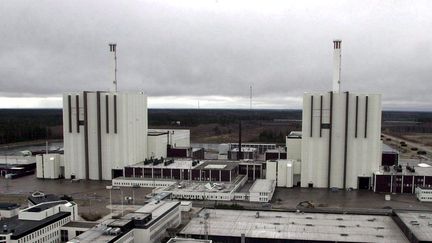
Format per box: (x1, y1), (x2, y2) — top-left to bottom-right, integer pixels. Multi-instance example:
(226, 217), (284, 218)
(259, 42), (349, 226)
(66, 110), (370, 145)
(0, 200), (78, 243)
(301, 40), (382, 189)
(286, 131), (302, 161)
(36, 154), (64, 179)
(416, 187), (432, 202)
(63, 91), (148, 180)
(0, 203), (20, 220)
(147, 131), (168, 159)
(248, 179), (276, 202)
(266, 160), (295, 188)
(67, 201), (181, 243)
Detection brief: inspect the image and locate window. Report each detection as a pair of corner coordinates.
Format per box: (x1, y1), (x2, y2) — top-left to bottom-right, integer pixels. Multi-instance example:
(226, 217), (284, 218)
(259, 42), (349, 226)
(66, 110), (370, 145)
(60, 230), (68, 242)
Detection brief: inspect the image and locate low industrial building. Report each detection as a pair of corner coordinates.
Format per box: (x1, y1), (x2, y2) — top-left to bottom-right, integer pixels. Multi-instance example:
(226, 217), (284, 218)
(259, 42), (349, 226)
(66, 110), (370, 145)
(373, 159), (432, 194)
(0, 200), (78, 243)
(248, 179), (276, 202)
(179, 209), (409, 243)
(286, 131), (302, 161)
(382, 143), (399, 166)
(218, 143), (277, 159)
(66, 200), (181, 243)
(266, 160), (300, 187)
(415, 187), (432, 202)
(238, 160), (264, 181)
(264, 148), (287, 161)
(36, 153), (64, 179)
(228, 147), (257, 160)
(0, 203), (20, 219)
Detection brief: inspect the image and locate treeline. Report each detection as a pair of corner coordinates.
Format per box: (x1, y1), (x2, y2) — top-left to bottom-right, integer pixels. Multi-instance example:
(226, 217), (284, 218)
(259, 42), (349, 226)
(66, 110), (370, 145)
(0, 109), (63, 144)
(148, 109), (302, 126)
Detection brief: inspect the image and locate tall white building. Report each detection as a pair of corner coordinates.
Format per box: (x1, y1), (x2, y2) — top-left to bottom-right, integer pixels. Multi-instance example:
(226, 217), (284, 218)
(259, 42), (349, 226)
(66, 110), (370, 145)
(301, 40), (382, 189)
(63, 91), (148, 180)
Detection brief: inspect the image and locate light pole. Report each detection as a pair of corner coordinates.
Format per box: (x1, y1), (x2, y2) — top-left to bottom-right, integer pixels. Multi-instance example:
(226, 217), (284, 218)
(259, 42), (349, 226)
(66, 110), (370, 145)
(109, 43), (118, 92)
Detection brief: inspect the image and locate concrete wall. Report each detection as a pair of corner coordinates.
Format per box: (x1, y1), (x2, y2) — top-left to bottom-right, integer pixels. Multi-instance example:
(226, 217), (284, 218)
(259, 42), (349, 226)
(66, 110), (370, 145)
(301, 92), (381, 189)
(147, 135), (168, 159)
(286, 138), (301, 161)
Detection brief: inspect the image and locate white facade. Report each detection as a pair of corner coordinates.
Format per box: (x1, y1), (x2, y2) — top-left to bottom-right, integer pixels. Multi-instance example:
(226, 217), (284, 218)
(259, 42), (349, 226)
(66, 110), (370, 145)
(301, 92), (382, 189)
(286, 132), (301, 161)
(266, 160), (294, 188)
(249, 179), (276, 202)
(0, 201), (77, 243)
(36, 154), (63, 179)
(63, 91), (148, 180)
(147, 133), (168, 159)
(148, 129), (190, 148)
(416, 187), (432, 202)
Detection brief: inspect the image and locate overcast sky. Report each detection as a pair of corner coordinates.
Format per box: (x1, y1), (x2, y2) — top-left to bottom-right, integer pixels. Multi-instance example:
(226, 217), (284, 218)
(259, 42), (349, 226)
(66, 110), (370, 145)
(1, 0), (431, 110)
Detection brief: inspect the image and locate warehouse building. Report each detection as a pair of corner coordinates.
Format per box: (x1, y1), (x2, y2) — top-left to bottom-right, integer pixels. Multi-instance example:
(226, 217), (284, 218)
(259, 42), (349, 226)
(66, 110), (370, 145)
(63, 91), (148, 180)
(301, 40), (382, 189)
(179, 209), (410, 243)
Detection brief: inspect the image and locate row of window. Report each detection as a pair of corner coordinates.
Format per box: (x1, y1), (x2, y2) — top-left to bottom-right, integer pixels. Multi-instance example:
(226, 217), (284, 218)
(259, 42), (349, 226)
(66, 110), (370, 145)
(17, 216), (70, 243)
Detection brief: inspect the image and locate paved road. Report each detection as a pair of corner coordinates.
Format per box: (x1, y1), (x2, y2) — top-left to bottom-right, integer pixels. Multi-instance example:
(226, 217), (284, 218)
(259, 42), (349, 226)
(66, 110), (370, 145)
(383, 133), (432, 155)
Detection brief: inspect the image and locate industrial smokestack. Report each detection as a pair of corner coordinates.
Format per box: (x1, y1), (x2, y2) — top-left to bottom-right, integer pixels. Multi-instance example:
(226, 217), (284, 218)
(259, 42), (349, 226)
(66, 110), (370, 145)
(333, 40), (342, 93)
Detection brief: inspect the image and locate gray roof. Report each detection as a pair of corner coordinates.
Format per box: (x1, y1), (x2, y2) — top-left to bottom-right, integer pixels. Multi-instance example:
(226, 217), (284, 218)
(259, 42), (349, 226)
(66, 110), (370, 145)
(180, 209), (408, 243)
(395, 211), (432, 242)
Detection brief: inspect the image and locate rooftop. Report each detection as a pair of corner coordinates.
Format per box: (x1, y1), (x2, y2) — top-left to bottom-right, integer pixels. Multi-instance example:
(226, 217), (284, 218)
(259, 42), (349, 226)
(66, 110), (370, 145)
(231, 147), (257, 153)
(180, 209), (408, 243)
(167, 238), (212, 243)
(131, 159), (201, 169)
(63, 221), (99, 229)
(395, 211), (432, 242)
(287, 131), (302, 138)
(249, 179), (275, 193)
(194, 161), (238, 171)
(0, 203), (20, 210)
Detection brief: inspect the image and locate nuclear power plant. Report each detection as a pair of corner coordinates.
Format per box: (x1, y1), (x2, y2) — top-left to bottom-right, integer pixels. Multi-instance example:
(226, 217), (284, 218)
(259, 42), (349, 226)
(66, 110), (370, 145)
(301, 40), (382, 189)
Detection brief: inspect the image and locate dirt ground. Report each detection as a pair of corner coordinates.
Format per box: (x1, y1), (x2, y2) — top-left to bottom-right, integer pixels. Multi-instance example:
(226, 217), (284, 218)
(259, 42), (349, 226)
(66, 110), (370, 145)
(0, 175), (153, 219)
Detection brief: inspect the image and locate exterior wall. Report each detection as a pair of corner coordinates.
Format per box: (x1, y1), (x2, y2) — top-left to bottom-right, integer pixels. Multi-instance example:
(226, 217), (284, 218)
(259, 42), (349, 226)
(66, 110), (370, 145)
(301, 92), (381, 189)
(63, 92), (148, 180)
(286, 138), (301, 160)
(277, 160), (287, 187)
(36, 154), (62, 179)
(416, 187), (432, 202)
(133, 204), (181, 243)
(374, 174), (432, 194)
(12, 215), (71, 243)
(0, 208), (19, 219)
(266, 161), (277, 181)
(147, 135), (168, 159)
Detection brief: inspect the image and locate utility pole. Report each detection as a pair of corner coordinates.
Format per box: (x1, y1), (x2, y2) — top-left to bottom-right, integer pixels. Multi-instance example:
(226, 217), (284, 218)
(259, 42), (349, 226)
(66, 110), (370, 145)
(250, 85), (252, 110)
(109, 43), (118, 92)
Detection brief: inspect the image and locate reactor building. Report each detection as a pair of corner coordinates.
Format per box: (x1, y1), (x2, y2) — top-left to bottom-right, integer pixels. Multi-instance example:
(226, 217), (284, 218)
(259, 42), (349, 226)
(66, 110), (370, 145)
(62, 91), (148, 180)
(300, 40), (382, 189)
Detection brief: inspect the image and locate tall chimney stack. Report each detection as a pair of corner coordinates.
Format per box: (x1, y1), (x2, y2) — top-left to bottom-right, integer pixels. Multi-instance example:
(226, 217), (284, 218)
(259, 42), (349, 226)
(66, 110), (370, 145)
(333, 40), (342, 93)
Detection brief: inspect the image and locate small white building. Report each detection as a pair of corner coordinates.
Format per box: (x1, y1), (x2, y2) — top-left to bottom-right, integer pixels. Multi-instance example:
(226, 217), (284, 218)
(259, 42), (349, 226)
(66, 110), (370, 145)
(0, 203), (20, 219)
(416, 187), (432, 202)
(248, 179), (276, 202)
(36, 153), (64, 179)
(266, 160), (297, 187)
(0, 200), (78, 243)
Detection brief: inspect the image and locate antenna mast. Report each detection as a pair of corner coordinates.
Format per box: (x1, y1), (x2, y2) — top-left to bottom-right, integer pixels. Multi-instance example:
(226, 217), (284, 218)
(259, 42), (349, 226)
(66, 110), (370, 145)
(109, 43), (118, 92)
(249, 85), (252, 110)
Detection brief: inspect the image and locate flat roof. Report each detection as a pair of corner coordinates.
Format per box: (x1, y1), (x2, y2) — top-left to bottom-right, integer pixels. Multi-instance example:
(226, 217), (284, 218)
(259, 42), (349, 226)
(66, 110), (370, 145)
(167, 238), (212, 243)
(395, 211), (432, 241)
(231, 147), (257, 152)
(180, 209), (408, 243)
(287, 131), (302, 138)
(377, 159), (432, 176)
(63, 221), (98, 229)
(23, 201), (70, 212)
(249, 179), (275, 193)
(130, 159), (201, 170)
(382, 143), (399, 153)
(0, 203), (20, 210)
(194, 161), (238, 171)
(164, 176), (244, 193)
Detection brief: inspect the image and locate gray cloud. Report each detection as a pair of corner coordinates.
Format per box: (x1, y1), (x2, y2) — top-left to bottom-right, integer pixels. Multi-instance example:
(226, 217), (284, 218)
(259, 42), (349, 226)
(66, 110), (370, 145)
(0, 0), (431, 109)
